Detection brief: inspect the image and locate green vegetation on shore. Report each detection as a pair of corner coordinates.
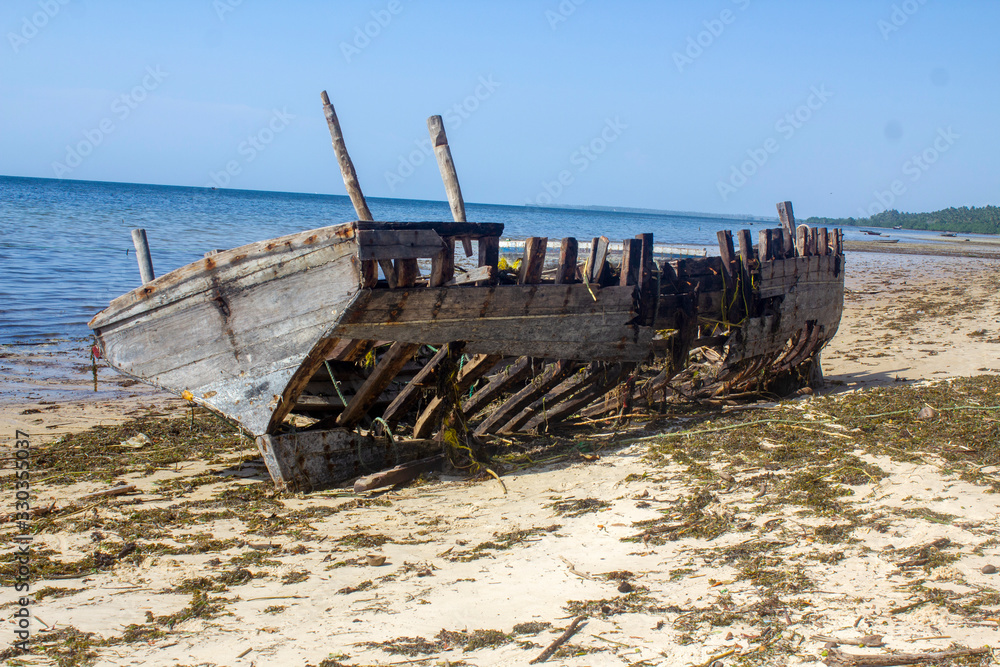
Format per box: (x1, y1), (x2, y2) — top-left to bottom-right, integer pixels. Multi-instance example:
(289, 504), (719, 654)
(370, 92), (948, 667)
(805, 205), (1000, 235)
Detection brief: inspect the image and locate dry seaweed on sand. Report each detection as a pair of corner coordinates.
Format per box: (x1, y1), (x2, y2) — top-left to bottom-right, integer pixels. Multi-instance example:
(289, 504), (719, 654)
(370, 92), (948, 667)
(30, 408), (252, 486)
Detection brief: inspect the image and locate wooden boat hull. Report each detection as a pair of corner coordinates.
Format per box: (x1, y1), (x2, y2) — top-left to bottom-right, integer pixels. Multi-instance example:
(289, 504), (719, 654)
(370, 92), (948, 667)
(89, 223), (363, 436)
(91, 211), (846, 492)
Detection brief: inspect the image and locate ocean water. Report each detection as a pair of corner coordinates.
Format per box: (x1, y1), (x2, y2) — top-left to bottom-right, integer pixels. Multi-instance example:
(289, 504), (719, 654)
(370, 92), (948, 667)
(0, 175), (782, 347)
(2, 175), (963, 349)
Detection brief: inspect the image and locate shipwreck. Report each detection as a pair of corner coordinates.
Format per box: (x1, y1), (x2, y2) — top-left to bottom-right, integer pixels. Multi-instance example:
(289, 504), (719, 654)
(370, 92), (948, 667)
(89, 92), (845, 491)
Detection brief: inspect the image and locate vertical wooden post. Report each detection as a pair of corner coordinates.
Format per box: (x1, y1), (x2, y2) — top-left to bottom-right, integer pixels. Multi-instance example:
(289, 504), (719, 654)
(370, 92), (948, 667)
(321, 91), (373, 222)
(361, 258), (378, 288)
(477, 236), (499, 285)
(635, 233), (654, 326)
(619, 238), (641, 286)
(776, 201), (796, 257)
(131, 229), (155, 284)
(587, 236), (611, 284)
(795, 225), (809, 257)
(430, 238), (455, 287)
(556, 237), (579, 285)
(835, 229), (844, 255)
(736, 229), (754, 271)
(809, 228), (819, 257)
(759, 229), (772, 262)
(716, 230), (736, 280)
(519, 237), (548, 284)
(395, 258), (420, 287)
(427, 115), (467, 224)
(771, 229), (784, 259)
(818, 228), (829, 256)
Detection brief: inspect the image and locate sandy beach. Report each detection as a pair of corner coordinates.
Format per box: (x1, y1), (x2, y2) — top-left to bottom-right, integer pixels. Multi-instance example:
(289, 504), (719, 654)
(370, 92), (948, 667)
(3, 240), (1000, 667)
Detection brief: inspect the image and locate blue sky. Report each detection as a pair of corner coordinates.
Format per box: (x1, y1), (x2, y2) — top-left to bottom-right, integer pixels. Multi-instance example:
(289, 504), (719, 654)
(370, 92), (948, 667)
(1, 0), (997, 218)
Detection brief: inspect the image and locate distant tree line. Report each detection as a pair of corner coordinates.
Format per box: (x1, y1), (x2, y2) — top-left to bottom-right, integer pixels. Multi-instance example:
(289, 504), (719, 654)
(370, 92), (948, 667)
(804, 206), (1000, 235)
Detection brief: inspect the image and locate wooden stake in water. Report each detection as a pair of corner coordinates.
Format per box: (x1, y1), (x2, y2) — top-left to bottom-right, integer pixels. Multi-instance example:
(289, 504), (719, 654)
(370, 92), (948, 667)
(131, 228), (155, 284)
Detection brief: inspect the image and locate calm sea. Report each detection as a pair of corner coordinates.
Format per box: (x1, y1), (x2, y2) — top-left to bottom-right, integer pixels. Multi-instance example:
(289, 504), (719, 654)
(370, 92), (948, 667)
(0, 175), (783, 347)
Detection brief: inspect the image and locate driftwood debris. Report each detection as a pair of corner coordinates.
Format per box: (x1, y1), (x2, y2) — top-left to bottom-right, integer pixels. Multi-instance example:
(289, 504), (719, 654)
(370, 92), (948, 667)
(78, 484), (138, 501)
(822, 646), (989, 666)
(530, 616), (587, 664)
(352, 453), (444, 493)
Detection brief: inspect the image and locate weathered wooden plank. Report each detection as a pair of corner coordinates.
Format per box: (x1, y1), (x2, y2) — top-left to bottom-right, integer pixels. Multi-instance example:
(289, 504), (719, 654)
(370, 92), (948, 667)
(758, 229), (772, 262)
(357, 229), (445, 260)
(321, 91), (374, 222)
(336, 342), (422, 427)
(257, 428), (382, 492)
(717, 230), (736, 280)
(333, 284), (650, 361)
(770, 228), (785, 259)
(444, 265), (494, 286)
(818, 227), (829, 256)
(635, 233), (655, 326)
(500, 365), (593, 432)
(395, 258), (420, 287)
(777, 201), (796, 256)
(519, 237), (548, 284)
(430, 238), (455, 287)
(428, 115), (467, 224)
(556, 237), (579, 285)
(92, 224), (358, 328)
(413, 353), (506, 439)
(361, 259), (378, 288)
(478, 235), (500, 285)
(378, 259), (398, 289)
(620, 238), (641, 287)
(795, 225), (809, 257)
(381, 346), (450, 427)
(461, 356), (534, 419)
(475, 360), (580, 435)
(355, 221), (504, 239)
(353, 453), (444, 493)
(525, 362), (634, 428)
(809, 227), (819, 257)
(588, 236), (610, 283)
(737, 229), (754, 271)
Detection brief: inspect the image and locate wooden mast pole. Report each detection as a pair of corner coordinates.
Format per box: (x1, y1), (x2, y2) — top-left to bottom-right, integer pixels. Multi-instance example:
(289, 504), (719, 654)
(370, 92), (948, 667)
(321, 90), (384, 286)
(321, 90), (373, 222)
(427, 115), (466, 223)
